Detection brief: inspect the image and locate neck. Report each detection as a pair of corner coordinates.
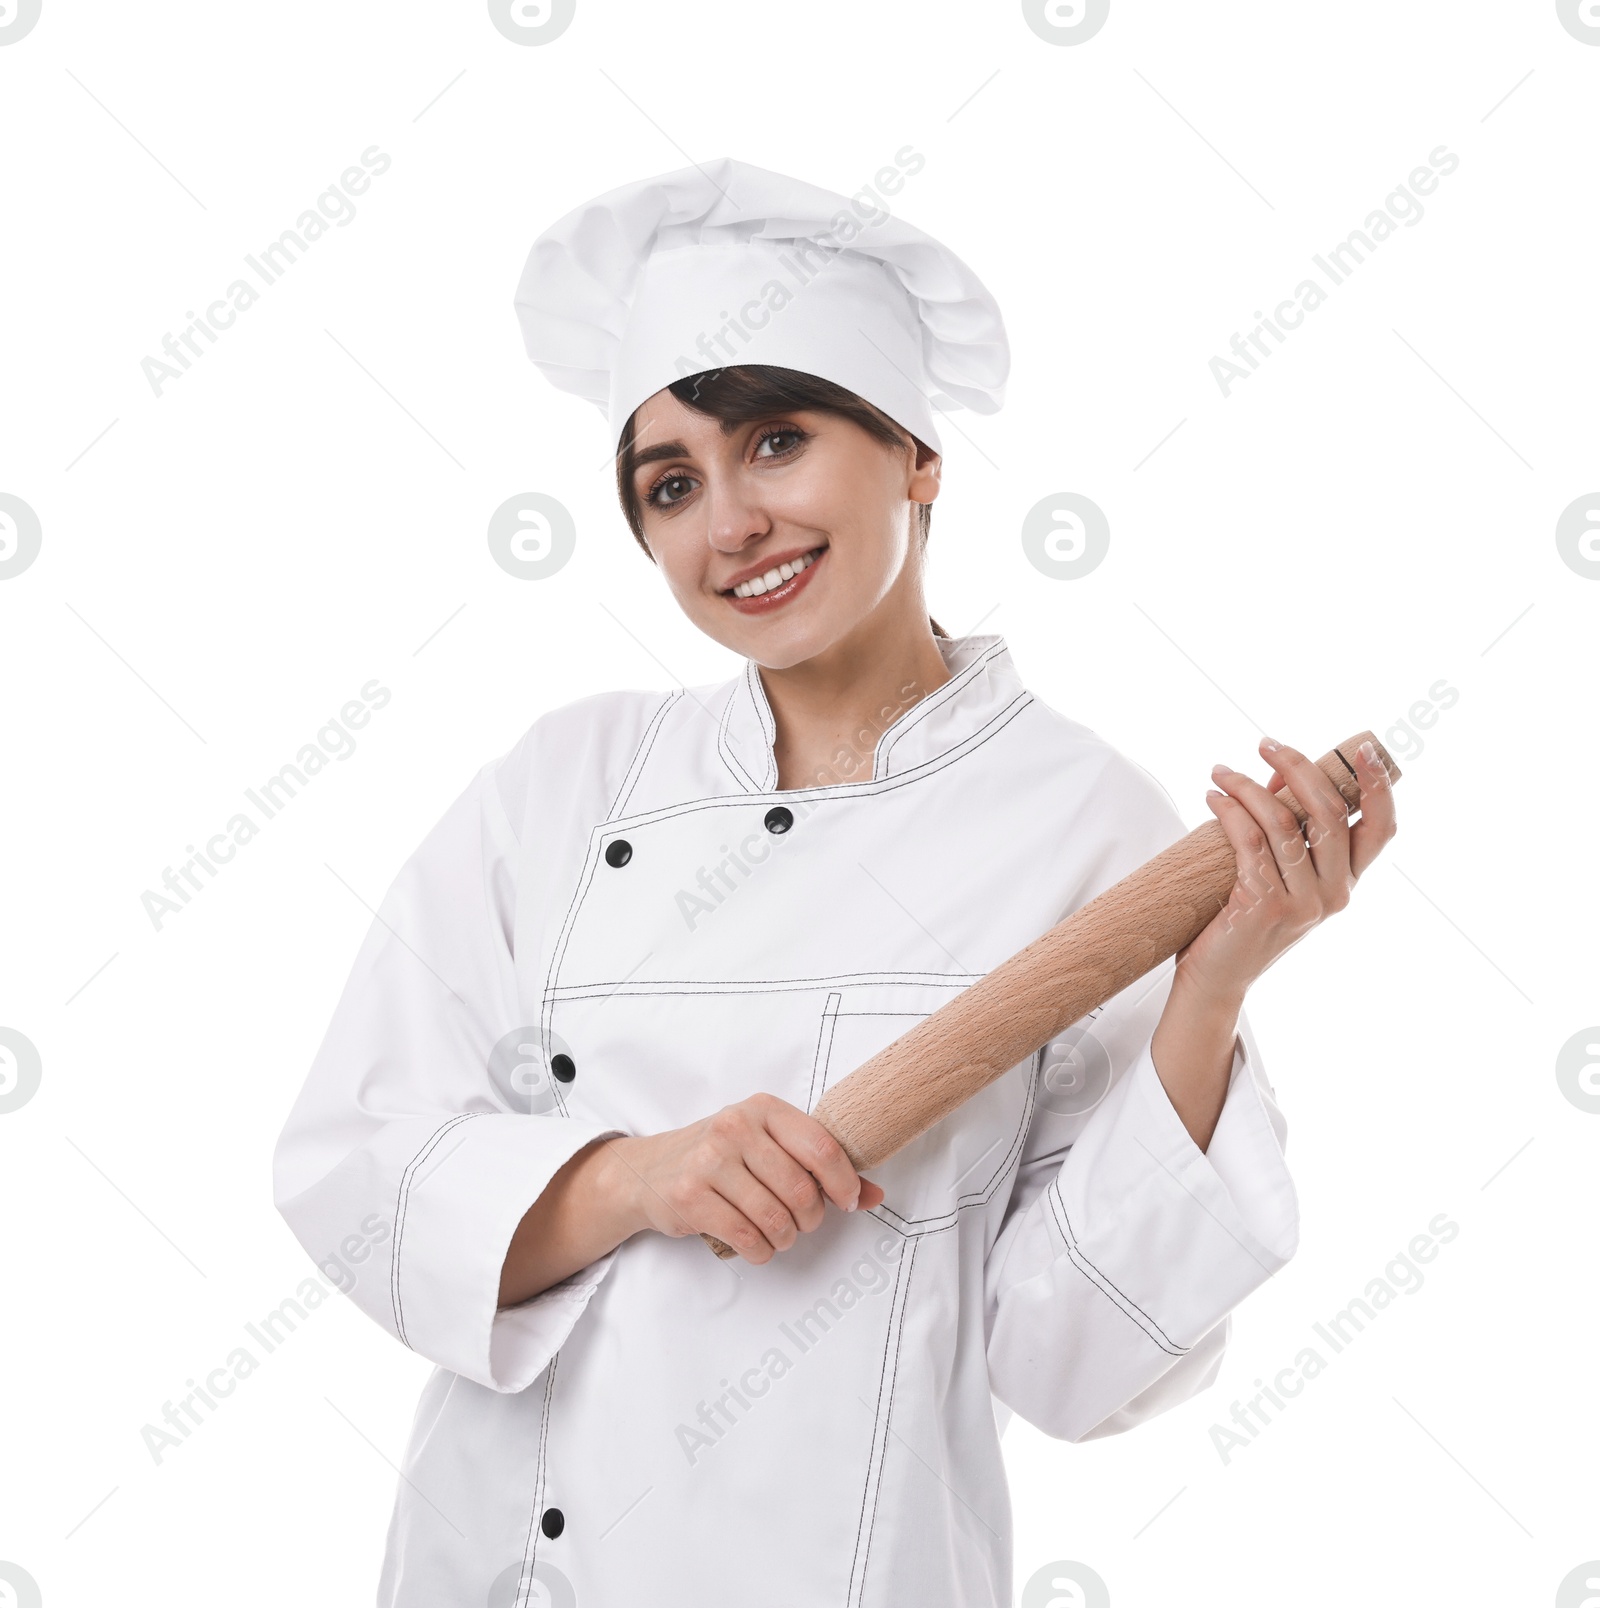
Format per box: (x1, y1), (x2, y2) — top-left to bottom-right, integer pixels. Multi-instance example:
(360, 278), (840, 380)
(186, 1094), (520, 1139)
(758, 614), (953, 792)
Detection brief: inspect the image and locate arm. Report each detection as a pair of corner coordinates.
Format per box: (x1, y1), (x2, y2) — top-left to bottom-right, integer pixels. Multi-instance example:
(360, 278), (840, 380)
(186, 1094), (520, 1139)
(1145, 734), (1397, 1153)
(498, 1097), (884, 1306)
(984, 734), (1396, 1440)
(985, 967), (1296, 1441)
(271, 752), (627, 1393)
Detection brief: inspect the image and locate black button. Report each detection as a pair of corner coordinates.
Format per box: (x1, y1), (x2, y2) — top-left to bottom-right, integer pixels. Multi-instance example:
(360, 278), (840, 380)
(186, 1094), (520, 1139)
(605, 839), (632, 867)
(764, 806), (794, 835)
(540, 1506), (564, 1539)
(550, 1054), (575, 1084)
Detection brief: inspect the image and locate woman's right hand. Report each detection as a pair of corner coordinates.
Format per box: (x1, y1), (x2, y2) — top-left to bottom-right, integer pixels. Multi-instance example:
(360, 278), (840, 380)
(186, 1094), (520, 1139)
(604, 1092), (885, 1265)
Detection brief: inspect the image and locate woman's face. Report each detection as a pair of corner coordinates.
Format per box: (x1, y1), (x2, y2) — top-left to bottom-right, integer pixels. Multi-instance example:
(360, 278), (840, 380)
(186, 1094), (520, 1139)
(626, 389), (941, 669)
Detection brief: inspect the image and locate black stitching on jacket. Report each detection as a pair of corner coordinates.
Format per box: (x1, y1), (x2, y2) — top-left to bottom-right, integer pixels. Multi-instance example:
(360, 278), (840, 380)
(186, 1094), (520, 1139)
(390, 1112), (483, 1346)
(609, 690), (682, 821)
(847, 1233), (920, 1602)
(549, 970), (984, 998)
(620, 687), (1034, 831)
(875, 641), (1006, 778)
(807, 993), (842, 1114)
(520, 1354), (561, 1577)
(716, 673), (766, 793)
(1044, 1177), (1189, 1357)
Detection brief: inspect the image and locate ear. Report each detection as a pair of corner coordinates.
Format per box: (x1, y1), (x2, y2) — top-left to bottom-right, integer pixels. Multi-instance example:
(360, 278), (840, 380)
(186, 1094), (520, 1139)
(909, 444), (942, 506)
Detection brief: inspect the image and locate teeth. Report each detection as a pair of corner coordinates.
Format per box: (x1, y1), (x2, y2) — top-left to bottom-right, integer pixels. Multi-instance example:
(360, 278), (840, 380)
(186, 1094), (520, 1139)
(732, 549), (819, 599)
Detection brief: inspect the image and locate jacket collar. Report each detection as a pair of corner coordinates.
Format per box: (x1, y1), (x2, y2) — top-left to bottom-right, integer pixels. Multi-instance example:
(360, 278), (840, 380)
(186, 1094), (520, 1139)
(716, 632), (1025, 794)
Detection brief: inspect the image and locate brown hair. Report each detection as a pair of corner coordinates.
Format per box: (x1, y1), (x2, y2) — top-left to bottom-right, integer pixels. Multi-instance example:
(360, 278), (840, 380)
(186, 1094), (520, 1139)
(613, 364), (948, 638)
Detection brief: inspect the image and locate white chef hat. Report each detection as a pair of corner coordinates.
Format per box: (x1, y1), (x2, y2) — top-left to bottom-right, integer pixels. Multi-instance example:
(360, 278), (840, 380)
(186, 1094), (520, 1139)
(512, 156), (1009, 455)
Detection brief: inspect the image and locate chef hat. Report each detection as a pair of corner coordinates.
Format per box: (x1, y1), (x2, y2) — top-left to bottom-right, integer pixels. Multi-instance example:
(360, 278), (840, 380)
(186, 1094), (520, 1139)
(512, 156), (1009, 455)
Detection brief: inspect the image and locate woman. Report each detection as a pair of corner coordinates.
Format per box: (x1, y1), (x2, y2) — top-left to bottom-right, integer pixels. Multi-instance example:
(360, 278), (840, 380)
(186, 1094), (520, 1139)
(273, 158), (1395, 1607)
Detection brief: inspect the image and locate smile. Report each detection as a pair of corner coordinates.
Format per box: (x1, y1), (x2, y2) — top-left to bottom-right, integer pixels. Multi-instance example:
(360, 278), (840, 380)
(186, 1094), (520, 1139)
(722, 546), (827, 613)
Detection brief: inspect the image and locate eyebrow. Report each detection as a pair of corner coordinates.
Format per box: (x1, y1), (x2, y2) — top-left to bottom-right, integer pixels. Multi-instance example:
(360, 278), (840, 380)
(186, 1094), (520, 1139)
(626, 415), (752, 474)
(629, 440), (693, 471)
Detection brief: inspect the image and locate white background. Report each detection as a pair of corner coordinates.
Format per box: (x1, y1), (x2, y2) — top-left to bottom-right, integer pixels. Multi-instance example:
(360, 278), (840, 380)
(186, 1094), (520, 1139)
(1, 2), (1596, 1604)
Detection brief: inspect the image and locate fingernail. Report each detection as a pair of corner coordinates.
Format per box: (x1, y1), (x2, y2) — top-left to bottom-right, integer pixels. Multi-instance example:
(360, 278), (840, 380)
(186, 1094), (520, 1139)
(1260, 735), (1281, 752)
(846, 1193), (858, 1212)
(1206, 788), (1224, 801)
(1211, 763), (1230, 778)
(1358, 740), (1377, 765)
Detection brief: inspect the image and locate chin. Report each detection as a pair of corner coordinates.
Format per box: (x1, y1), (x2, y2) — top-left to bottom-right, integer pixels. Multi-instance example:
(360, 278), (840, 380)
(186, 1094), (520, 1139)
(750, 640), (819, 670)
(680, 570), (855, 666)
(759, 614), (861, 668)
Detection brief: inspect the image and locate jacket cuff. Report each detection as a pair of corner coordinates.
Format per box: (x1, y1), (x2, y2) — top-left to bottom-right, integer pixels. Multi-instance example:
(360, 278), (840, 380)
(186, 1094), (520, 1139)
(1047, 1033), (1298, 1353)
(390, 1113), (625, 1393)
(1176, 1030), (1299, 1266)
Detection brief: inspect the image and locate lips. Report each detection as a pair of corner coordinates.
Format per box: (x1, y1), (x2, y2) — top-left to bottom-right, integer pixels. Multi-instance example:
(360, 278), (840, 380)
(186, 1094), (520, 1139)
(721, 545), (827, 615)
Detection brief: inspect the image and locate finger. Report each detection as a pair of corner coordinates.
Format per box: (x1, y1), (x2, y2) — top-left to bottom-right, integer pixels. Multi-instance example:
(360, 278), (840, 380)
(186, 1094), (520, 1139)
(1206, 787), (1288, 904)
(695, 1187), (781, 1265)
(1211, 762), (1313, 894)
(708, 1162), (805, 1257)
(764, 1101), (868, 1213)
(1259, 737), (1352, 889)
(1348, 738), (1398, 878)
(743, 1132), (828, 1235)
(858, 1178), (885, 1210)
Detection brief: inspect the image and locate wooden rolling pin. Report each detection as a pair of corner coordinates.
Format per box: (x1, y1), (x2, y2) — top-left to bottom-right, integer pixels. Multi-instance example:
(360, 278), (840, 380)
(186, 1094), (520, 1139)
(703, 731), (1399, 1259)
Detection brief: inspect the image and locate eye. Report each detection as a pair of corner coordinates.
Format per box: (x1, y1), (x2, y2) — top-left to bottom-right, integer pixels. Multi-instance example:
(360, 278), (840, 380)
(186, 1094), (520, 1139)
(640, 425), (806, 512)
(644, 469), (698, 509)
(753, 424), (806, 459)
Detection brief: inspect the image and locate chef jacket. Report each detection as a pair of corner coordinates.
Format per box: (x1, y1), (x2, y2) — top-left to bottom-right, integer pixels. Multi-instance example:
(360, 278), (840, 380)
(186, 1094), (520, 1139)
(272, 631), (1299, 1608)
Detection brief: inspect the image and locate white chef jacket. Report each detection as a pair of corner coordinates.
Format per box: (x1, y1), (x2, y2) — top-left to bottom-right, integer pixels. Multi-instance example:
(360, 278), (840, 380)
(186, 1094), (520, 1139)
(272, 632), (1298, 1608)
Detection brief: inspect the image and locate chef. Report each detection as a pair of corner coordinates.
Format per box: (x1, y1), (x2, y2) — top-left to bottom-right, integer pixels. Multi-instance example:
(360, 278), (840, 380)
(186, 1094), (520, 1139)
(272, 156), (1395, 1607)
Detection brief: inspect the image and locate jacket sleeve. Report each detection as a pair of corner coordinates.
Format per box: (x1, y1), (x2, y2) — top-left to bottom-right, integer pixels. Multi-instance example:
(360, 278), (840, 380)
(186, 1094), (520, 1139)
(271, 748), (625, 1394)
(983, 752), (1300, 1442)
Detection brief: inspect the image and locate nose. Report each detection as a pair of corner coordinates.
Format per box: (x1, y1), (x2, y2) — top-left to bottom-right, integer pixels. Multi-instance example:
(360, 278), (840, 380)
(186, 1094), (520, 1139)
(702, 469), (771, 554)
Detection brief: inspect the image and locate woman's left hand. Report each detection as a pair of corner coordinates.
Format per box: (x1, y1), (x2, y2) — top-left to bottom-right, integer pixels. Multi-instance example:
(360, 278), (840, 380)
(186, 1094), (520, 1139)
(1173, 735), (1398, 1007)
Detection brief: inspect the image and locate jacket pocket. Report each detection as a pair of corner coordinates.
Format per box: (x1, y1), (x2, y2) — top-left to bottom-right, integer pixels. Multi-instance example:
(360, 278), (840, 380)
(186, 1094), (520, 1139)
(812, 979), (1033, 1235)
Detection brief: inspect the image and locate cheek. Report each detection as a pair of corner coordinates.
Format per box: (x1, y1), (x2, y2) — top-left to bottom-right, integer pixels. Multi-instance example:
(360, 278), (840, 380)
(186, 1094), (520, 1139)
(829, 507), (910, 586)
(767, 472), (845, 532)
(778, 468), (882, 541)
(645, 532), (709, 601)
